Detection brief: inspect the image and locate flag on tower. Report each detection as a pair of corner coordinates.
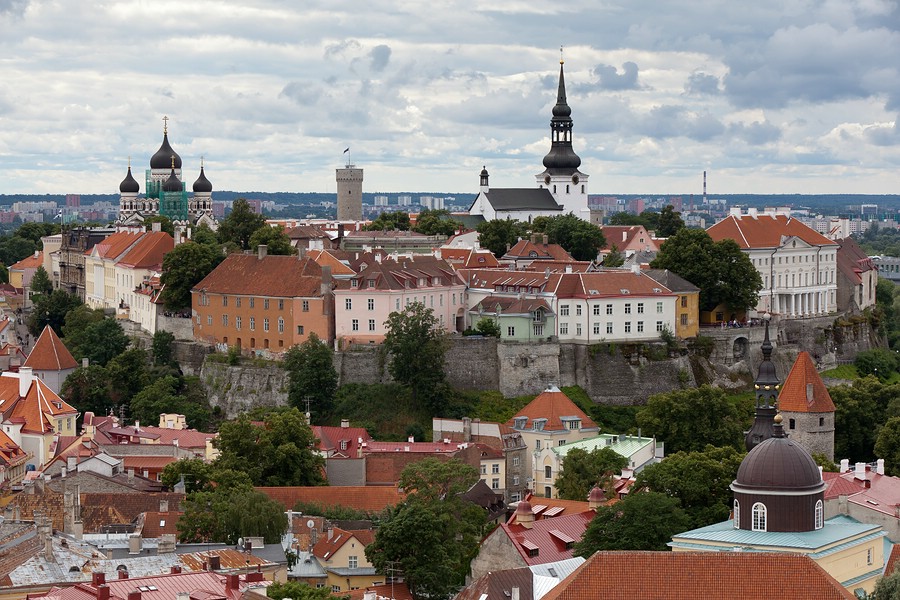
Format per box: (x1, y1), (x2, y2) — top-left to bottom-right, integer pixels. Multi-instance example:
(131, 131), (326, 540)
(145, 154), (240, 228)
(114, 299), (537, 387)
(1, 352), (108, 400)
(343, 147), (350, 153)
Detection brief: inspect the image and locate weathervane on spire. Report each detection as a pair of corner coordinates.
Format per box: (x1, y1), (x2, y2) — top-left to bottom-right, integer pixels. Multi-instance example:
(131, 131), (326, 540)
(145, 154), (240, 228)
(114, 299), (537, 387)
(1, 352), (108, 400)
(163, 115), (169, 134)
(560, 45), (564, 65)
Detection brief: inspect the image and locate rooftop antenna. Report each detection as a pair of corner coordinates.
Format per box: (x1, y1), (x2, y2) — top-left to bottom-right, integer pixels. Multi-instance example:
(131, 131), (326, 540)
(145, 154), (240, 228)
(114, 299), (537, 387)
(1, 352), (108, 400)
(304, 395), (313, 423)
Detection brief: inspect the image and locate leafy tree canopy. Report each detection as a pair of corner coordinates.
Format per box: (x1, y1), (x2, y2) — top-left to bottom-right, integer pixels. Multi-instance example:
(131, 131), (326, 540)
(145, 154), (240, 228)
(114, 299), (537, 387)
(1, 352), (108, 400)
(266, 582), (333, 600)
(473, 317), (500, 337)
(601, 244), (625, 268)
(383, 302), (448, 411)
(61, 365), (113, 418)
(875, 417), (900, 477)
(635, 445), (744, 529)
(532, 214), (605, 261)
(832, 377), (898, 463)
(30, 265), (53, 297)
(63, 314), (128, 367)
(283, 332), (338, 419)
(855, 348), (898, 380)
(160, 241), (224, 312)
(15, 222), (60, 247)
(651, 228), (762, 312)
(575, 491), (691, 554)
(366, 212), (410, 231)
(143, 215), (174, 236)
(413, 209), (461, 237)
(655, 205), (685, 237)
(555, 447), (628, 501)
(399, 457), (480, 503)
(218, 198), (267, 250)
(636, 385), (747, 454)
(248, 224), (296, 256)
(476, 218), (528, 258)
(28, 289), (82, 337)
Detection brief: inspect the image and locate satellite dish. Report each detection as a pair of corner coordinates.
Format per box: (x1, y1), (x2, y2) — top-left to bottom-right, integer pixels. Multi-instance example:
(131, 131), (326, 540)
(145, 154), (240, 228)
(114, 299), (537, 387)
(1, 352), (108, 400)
(237, 537), (244, 547)
(307, 520), (315, 529)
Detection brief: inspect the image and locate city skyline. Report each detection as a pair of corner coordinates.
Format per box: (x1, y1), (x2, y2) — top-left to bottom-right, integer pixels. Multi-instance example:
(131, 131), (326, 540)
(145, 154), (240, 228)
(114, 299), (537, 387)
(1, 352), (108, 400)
(1, 1), (899, 196)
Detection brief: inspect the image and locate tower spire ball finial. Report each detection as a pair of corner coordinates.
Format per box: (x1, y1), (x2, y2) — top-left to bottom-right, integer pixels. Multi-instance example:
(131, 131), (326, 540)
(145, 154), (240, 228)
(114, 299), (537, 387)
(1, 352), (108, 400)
(560, 45), (564, 65)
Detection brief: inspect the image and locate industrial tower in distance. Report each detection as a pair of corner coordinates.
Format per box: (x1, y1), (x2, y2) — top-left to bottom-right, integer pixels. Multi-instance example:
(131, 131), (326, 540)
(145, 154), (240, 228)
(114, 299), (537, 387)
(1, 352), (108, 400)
(336, 161), (363, 221)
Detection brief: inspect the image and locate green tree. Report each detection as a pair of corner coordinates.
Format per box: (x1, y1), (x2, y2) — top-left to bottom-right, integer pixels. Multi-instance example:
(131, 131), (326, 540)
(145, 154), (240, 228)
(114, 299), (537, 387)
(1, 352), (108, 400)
(636, 385), (746, 454)
(366, 459), (485, 600)
(161, 457), (215, 493)
(608, 212), (645, 226)
(30, 265), (53, 297)
(601, 244), (625, 267)
(0, 235), (36, 266)
(651, 228), (762, 312)
(365, 212), (410, 231)
(248, 224), (296, 256)
(655, 205), (685, 237)
(531, 213), (605, 261)
(875, 417), (900, 476)
(160, 241), (224, 312)
(192, 223), (219, 247)
(476, 219), (528, 258)
(635, 445), (744, 529)
(105, 348), (151, 407)
(60, 365), (113, 418)
(555, 447), (628, 501)
(283, 333), (338, 419)
(474, 317), (500, 337)
(383, 302), (448, 412)
(64, 317), (128, 367)
(15, 223), (59, 247)
(832, 377), (896, 462)
(218, 199), (267, 250)
(28, 289), (82, 337)
(130, 375), (212, 430)
(152, 330), (176, 366)
(266, 582), (332, 600)
(855, 348), (898, 380)
(872, 568), (900, 600)
(214, 408), (326, 486)
(575, 492), (690, 554)
(413, 209), (460, 237)
(143, 216), (175, 236)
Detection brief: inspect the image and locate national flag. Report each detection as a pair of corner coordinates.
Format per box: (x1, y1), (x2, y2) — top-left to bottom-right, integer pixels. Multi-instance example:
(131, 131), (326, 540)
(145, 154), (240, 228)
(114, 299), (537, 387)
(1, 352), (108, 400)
(343, 147), (350, 153)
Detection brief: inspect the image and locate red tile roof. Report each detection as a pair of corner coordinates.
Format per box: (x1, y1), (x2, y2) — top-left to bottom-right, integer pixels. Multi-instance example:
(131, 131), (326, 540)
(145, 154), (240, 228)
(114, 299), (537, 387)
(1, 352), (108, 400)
(522, 260), (595, 273)
(886, 544), (900, 576)
(707, 213), (838, 250)
(24, 325), (78, 371)
(778, 352), (835, 413)
(503, 240), (574, 262)
(342, 583), (414, 600)
(507, 388), (597, 432)
(0, 426), (26, 467)
(9, 251), (43, 270)
(542, 551), (854, 600)
(823, 469), (900, 516)
(256, 486), (404, 513)
(116, 231), (174, 269)
(363, 441), (468, 453)
(500, 510), (595, 565)
(311, 425), (372, 458)
(306, 249), (356, 276)
(30, 570), (263, 600)
(472, 295), (553, 316)
(312, 527), (375, 560)
(336, 253), (462, 292)
(440, 247), (501, 269)
(139, 510), (182, 538)
(837, 236), (876, 285)
(599, 226), (659, 252)
(193, 254), (325, 297)
(0, 372), (78, 434)
(89, 230), (143, 259)
(508, 493), (592, 523)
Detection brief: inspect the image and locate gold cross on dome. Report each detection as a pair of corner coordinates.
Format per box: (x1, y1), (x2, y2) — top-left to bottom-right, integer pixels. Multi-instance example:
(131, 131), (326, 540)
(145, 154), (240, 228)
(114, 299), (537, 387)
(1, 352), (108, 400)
(163, 115), (169, 134)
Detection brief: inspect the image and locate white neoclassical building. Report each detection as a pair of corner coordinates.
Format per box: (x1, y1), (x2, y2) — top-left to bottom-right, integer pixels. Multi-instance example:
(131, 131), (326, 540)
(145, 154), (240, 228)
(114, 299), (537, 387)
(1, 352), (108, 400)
(707, 208), (838, 318)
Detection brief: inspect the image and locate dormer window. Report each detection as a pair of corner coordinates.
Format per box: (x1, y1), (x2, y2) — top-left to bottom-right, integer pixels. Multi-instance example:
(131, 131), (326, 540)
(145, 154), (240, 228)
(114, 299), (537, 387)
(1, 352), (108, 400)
(514, 417), (527, 429)
(340, 440), (349, 451)
(351, 279), (359, 288)
(532, 419), (546, 431)
(367, 280), (375, 288)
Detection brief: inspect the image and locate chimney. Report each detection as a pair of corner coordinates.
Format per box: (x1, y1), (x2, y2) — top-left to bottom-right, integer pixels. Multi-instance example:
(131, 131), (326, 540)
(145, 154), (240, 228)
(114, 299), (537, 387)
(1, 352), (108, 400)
(82, 357), (89, 369)
(840, 459), (849, 472)
(128, 590), (141, 600)
(98, 586), (110, 600)
(877, 459), (885, 475)
(511, 587), (520, 600)
(407, 436), (414, 443)
(321, 265), (333, 295)
(157, 534), (176, 554)
(118, 570), (129, 580)
(631, 264), (640, 275)
(463, 417), (472, 442)
(337, 223), (345, 241)
(67, 456), (77, 471)
(170, 566), (182, 574)
(208, 555), (221, 571)
(341, 419), (349, 428)
(160, 499), (169, 512)
(622, 231), (627, 242)
(542, 234), (548, 246)
(226, 574), (241, 590)
(565, 265), (573, 274)
(92, 572), (107, 587)
(127, 469), (135, 483)
(257, 244), (268, 260)
(18, 367), (33, 398)
(806, 383), (814, 403)
(855, 462), (866, 480)
(61, 467), (66, 478)
(128, 534), (142, 555)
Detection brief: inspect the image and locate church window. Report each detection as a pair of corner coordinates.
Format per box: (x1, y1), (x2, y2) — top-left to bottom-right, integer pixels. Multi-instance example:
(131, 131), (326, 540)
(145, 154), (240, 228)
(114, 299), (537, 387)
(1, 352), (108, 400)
(815, 500), (824, 530)
(553, 185), (557, 194)
(545, 466), (552, 479)
(581, 185), (585, 194)
(751, 502), (767, 532)
(789, 418), (796, 430)
(566, 185), (570, 194)
(819, 417), (825, 426)
(733, 500), (740, 528)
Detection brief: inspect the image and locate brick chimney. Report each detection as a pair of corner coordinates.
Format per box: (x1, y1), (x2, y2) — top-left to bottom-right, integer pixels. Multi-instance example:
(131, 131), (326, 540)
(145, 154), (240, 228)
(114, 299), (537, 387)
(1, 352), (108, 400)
(226, 574), (241, 590)
(257, 245), (268, 260)
(208, 555), (221, 571)
(92, 572), (107, 586)
(128, 590), (141, 600)
(97, 585), (110, 600)
(118, 570), (129, 579)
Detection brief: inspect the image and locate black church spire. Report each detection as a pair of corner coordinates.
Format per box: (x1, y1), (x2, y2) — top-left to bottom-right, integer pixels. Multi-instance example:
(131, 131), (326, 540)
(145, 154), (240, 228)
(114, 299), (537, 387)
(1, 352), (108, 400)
(745, 314), (780, 451)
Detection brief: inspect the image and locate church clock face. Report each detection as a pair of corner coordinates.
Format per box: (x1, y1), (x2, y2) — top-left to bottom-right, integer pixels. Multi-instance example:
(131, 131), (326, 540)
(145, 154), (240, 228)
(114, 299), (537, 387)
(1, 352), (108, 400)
(544, 175), (551, 185)
(572, 174), (579, 185)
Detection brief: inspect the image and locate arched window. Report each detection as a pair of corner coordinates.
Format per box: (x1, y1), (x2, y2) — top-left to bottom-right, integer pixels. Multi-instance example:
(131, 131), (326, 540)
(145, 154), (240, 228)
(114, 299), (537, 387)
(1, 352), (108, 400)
(815, 500), (824, 530)
(752, 502), (767, 532)
(733, 499), (740, 529)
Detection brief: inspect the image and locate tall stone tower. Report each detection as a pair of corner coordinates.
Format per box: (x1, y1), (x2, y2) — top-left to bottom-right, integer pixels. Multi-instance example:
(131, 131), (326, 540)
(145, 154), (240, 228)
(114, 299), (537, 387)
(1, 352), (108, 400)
(336, 163), (363, 221)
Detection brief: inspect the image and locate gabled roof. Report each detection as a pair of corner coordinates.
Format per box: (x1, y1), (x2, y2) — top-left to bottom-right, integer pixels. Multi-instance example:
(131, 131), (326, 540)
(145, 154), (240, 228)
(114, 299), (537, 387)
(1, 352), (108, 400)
(312, 527), (375, 561)
(480, 188), (563, 212)
(501, 510), (594, 566)
(88, 230), (144, 260)
(599, 226), (659, 252)
(508, 387), (597, 432)
(471, 295), (553, 316)
(439, 247), (501, 269)
(28, 570), (261, 600)
(306, 249), (356, 276)
(823, 469), (900, 517)
(0, 426), (26, 466)
(707, 213), (838, 250)
(311, 425), (372, 458)
(0, 372), (78, 434)
(778, 352), (835, 413)
(116, 231), (174, 269)
(456, 567), (533, 600)
(256, 486), (404, 513)
(522, 260), (595, 273)
(550, 270), (674, 300)
(642, 269), (700, 293)
(836, 237), (876, 285)
(9, 251), (43, 271)
(335, 253), (463, 292)
(286, 225), (332, 240)
(540, 552), (854, 600)
(192, 254), (325, 298)
(503, 240), (573, 262)
(24, 325), (78, 371)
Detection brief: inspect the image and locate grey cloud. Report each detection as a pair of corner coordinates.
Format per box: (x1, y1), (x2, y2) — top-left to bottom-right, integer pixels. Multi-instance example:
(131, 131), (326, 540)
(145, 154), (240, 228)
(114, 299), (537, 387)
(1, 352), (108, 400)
(637, 105), (725, 141)
(866, 117), (900, 146)
(592, 62), (640, 90)
(728, 120), (781, 145)
(0, 0), (27, 16)
(684, 72), (720, 95)
(280, 81), (323, 105)
(324, 39), (362, 59)
(370, 45), (391, 72)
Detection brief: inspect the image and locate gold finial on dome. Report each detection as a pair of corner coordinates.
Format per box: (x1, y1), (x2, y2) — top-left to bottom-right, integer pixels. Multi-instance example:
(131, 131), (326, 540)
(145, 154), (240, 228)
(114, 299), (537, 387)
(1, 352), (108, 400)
(774, 413), (783, 424)
(163, 115), (169, 134)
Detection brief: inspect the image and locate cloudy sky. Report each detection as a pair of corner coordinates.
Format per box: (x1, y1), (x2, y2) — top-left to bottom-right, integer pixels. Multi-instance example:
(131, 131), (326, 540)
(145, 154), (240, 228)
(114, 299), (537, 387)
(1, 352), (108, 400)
(2, 0), (900, 196)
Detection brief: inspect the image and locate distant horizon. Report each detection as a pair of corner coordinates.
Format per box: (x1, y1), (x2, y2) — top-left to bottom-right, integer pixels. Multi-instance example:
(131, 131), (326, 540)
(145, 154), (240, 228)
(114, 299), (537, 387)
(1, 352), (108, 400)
(4, 192), (900, 199)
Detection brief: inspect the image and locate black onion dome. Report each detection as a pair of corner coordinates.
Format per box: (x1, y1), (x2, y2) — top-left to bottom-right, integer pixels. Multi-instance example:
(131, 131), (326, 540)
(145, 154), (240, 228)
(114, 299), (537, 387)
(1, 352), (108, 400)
(163, 168), (182, 192)
(542, 146), (582, 171)
(480, 166), (489, 178)
(119, 166), (139, 194)
(150, 132), (182, 170)
(193, 166), (212, 193)
(735, 424), (824, 492)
